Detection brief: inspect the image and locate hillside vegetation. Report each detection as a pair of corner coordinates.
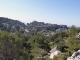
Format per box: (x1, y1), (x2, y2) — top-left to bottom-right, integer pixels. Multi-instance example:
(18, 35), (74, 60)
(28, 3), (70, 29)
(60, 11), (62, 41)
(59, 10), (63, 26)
(0, 17), (80, 60)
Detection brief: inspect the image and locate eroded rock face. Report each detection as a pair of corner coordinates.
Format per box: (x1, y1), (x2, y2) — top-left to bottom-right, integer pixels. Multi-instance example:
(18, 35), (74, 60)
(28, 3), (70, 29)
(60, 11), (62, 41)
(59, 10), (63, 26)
(67, 50), (80, 60)
(49, 50), (61, 59)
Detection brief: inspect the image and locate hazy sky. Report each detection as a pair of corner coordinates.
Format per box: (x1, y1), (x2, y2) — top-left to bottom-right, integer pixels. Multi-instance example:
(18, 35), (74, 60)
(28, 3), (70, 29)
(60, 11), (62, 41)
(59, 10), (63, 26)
(0, 0), (80, 26)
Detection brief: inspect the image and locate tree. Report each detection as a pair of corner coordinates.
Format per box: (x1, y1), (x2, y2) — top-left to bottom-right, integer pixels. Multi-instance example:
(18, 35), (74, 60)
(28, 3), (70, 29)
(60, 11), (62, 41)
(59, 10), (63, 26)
(0, 31), (31, 60)
(68, 25), (76, 37)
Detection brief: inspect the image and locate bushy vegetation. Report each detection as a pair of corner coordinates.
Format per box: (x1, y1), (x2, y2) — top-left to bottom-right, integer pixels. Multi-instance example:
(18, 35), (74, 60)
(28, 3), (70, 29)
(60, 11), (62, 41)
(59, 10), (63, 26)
(0, 25), (80, 60)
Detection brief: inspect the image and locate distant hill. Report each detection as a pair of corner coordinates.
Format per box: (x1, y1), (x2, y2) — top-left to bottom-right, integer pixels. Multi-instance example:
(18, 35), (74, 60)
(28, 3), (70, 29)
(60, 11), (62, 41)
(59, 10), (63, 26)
(0, 17), (68, 34)
(26, 21), (68, 33)
(0, 17), (26, 32)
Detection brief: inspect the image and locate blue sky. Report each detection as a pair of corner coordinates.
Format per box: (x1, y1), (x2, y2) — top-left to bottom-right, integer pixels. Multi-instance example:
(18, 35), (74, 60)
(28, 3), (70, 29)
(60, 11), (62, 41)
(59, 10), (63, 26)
(0, 0), (80, 26)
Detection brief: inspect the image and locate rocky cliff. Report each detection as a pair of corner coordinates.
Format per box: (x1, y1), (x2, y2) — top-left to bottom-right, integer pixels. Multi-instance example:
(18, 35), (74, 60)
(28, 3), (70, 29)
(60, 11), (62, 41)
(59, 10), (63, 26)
(67, 50), (80, 60)
(0, 17), (26, 32)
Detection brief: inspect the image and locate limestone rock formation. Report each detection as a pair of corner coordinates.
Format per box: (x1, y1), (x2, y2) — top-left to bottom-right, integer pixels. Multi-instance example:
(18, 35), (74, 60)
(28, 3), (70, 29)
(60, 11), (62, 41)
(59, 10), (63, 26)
(67, 50), (80, 60)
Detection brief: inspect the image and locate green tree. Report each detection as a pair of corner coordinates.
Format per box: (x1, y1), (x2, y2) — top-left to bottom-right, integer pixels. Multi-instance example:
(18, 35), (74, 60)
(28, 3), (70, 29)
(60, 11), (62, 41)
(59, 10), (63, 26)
(68, 25), (76, 37)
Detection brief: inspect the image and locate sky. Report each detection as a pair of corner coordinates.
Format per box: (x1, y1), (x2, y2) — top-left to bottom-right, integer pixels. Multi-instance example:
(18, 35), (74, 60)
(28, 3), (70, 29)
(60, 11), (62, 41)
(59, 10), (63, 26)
(0, 0), (80, 26)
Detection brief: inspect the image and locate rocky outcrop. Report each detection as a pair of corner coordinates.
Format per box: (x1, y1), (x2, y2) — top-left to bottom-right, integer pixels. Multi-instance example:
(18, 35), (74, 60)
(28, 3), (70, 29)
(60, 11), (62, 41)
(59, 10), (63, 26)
(48, 46), (61, 59)
(0, 17), (26, 32)
(27, 21), (68, 32)
(67, 50), (80, 60)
